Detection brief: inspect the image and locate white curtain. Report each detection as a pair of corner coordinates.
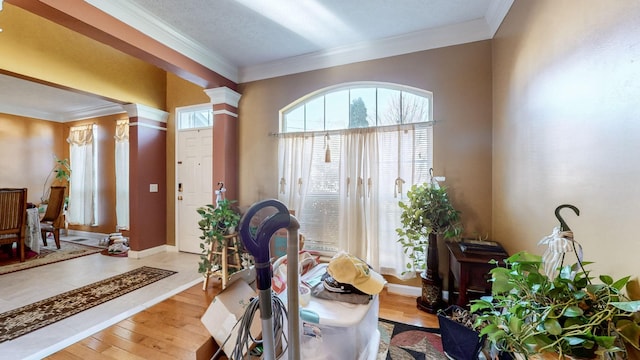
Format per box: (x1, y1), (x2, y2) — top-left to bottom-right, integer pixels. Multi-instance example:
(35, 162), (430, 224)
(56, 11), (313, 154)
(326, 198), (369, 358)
(337, 129), (380, 268)
(277, 134), (314, 216)
(115, 119), (129, 230)
(67, 124), (96, 226)
(277, 124), (431, 279)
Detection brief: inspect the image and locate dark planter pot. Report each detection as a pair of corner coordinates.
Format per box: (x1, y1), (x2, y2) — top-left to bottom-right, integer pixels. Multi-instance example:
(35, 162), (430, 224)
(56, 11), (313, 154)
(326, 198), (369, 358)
(437, 305), (485, 360)
(416, 232), (444, 313)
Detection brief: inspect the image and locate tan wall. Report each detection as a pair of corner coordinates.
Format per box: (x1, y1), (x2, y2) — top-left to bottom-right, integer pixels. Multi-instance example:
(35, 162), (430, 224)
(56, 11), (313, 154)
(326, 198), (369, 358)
(492, 1), (640, 284)
(0, 115), (66, 204)
(165, 73), (211, 246)
(237, 41), (494, 281)
(0, 113), (127, 233)
(0, 3), (166, 109)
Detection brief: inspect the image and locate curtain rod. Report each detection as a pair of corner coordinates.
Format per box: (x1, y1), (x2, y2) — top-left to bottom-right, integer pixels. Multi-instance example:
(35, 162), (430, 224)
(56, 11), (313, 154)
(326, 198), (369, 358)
(268, 121), (435, 137)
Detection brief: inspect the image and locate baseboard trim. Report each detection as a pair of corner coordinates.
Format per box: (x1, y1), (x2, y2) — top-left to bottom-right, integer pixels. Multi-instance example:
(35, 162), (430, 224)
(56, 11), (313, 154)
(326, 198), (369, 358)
(128, 245), (168, 259)
(385, 283), (421, 297)
(66, 229), (108, 239)
(385, 283), (450, 302)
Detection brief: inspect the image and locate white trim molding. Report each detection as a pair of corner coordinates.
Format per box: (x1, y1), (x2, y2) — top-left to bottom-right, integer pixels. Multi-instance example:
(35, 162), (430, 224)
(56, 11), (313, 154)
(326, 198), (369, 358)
(85, 0), (238, 82)
(122, 103), (169, 123)
(127, 245), (169, 259)
(204, 87), (241, 107)
(128, 122), (168, 132)
(213, 109), (238, 118)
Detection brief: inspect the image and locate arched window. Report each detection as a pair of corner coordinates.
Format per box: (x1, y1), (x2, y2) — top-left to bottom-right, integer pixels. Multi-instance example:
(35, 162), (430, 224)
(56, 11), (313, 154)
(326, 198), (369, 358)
(277, 82), (433, 279)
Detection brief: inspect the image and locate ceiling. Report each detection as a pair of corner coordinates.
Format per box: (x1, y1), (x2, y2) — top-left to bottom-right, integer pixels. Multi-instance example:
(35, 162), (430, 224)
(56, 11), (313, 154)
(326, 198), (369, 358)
(1, 0), (513, 122)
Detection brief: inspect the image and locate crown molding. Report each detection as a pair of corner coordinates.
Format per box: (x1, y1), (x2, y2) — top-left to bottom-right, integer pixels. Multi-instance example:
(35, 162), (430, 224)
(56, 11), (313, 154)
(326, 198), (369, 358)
(239, 18), (493, 83)
(87, 0), (512, 84)
(486, 0), (514, 36)
(85, 0), (238, 82)
(0, 103), (125, 122)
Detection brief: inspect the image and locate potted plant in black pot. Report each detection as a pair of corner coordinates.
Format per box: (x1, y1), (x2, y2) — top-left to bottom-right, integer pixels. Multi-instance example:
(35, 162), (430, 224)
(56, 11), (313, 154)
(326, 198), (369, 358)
(471, 251), (640, 359)
(396, 182), (462, 313)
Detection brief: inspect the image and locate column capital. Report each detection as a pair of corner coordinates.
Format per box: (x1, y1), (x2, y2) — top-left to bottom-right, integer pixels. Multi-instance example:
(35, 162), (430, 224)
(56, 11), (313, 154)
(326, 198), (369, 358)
(204, 87), (241, 107)
(122, 103), (169, 122)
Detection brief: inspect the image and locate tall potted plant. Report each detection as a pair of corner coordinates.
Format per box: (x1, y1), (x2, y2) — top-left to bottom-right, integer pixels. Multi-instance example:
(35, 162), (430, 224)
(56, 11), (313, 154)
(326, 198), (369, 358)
(397, 183), (462, 313)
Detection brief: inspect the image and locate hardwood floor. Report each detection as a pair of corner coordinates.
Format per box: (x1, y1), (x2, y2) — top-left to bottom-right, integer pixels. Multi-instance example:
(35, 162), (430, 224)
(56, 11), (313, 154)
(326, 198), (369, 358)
(47, 283), (439, 360)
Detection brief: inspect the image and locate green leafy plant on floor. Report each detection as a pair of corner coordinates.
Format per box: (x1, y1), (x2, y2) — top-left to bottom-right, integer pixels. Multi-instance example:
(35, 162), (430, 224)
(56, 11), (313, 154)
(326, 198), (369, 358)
(471, 251), (640, 359)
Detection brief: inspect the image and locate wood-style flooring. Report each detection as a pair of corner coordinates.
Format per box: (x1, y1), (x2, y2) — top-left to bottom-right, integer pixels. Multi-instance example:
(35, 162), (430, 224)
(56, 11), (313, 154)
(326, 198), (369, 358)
(46, 284), (439, 360)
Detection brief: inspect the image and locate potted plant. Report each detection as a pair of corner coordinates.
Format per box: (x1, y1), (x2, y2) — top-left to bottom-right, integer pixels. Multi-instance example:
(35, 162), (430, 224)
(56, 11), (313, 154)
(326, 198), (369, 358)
(471, 251), (640, 359)
(196, 199), (242, 277)
(396, 183), (462, 313)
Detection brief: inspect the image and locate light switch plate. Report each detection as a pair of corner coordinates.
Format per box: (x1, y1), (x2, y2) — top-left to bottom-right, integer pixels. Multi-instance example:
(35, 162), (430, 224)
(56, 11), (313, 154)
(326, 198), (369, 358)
(150, 184), (158, 192)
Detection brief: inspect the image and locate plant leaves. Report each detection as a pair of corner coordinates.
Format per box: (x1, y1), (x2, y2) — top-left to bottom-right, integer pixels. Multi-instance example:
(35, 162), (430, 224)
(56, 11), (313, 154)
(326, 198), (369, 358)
(594, 335), (616, 349)
(543, 318), (562, 335)
(600, 275), (613, 285)
(611, 300), (640, 313)
(491, 267), (513, 294)
(612, 276), (631, 291)
(565, 336), (586, 345)
(562, 305), (584, 317)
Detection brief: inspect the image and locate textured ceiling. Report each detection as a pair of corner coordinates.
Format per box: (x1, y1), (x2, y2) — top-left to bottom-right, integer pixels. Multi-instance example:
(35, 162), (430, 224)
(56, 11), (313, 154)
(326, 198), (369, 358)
(1, 0), (513, 121)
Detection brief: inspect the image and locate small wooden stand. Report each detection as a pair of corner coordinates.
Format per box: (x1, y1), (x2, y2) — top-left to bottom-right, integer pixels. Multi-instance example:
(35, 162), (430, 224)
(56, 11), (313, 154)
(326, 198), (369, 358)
(202, 233), (243, 290)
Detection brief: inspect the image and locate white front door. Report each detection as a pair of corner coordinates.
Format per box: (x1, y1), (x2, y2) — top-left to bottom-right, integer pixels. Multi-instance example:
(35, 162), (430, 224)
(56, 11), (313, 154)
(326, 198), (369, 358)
(177, 128), (213, 254)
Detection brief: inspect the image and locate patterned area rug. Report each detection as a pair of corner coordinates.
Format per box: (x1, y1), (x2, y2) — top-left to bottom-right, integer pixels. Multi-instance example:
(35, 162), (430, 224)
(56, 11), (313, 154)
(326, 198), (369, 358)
(0, 266), (177, 343)
(0, 240), (103, 275)
(378, 318), (448, 360)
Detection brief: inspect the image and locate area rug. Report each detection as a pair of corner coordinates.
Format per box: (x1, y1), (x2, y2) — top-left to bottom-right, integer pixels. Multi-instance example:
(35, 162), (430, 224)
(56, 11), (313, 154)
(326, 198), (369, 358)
(378, 318), (448, 360)
(0, 266), (177, 343)
(0, 240), (103, 275)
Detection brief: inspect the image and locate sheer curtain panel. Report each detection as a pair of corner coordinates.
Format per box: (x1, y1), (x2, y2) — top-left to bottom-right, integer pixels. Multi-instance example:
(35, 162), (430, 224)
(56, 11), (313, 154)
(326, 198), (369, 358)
(277, 123), (432, 279)
(115, 120), (129, 230)
(67, 124), (97, 226)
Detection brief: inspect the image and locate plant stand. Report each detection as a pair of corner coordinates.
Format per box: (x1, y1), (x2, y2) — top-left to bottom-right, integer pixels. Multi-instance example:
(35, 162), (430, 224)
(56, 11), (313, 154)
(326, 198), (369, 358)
(202, 232), (242, 290)
(417, 232), (444, 313)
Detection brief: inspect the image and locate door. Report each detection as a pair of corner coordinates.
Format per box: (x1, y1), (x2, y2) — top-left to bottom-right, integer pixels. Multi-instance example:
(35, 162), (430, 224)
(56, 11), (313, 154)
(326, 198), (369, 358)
(177, 128), (213, 254)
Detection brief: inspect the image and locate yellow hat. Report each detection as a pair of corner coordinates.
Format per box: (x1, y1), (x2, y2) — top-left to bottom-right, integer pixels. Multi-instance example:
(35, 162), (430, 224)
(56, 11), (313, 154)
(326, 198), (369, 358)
(327, 252), (386, 295)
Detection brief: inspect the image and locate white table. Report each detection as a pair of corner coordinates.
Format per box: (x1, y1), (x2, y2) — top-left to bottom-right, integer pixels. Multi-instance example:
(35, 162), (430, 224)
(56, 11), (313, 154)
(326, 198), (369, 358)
(25, 208), (42, 254)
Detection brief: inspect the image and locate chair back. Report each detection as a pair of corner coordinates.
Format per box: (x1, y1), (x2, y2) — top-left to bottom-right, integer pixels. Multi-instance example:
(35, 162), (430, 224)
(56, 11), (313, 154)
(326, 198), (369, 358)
(0, 188), (27, 236)
(42, 186), (66, 222)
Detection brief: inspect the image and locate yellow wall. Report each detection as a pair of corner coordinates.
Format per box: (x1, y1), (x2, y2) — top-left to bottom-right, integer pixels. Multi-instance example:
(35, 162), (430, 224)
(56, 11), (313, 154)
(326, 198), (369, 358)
(165, 72), (211, 245)
(0, 3), (166, 110)
(237, 41), (494, 280)
(492, 1), (640, 283)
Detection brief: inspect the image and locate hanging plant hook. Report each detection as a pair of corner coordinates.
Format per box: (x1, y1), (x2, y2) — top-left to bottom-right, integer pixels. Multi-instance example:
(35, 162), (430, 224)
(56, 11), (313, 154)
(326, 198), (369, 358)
(554, 204), (579, 231)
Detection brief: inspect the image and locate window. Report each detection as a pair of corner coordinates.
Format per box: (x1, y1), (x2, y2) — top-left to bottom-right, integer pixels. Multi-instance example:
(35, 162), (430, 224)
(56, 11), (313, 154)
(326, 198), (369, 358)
(115, 119), (129, 230)
(278, 83), (433, 279)
(67, 124), (98, 226)
(177, 106), (214, 130)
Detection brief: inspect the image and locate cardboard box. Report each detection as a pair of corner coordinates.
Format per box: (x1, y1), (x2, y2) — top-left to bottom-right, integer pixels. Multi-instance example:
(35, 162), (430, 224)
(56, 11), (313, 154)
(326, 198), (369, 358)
(201, 279), (261, 358)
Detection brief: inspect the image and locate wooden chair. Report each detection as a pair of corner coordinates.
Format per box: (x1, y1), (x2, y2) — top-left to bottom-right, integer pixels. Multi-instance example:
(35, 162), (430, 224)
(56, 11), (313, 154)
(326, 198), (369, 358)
(40, 186), (66, 249)
(0, 188), (28, 262)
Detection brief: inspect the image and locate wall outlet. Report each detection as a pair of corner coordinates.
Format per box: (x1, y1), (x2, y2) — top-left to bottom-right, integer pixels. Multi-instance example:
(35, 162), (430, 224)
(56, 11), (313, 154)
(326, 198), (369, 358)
(150, 184), (158, 192)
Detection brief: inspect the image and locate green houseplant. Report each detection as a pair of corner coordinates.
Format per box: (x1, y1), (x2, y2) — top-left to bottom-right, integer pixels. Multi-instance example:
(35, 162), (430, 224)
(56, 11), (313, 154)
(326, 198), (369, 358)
(196, 199), (242, 276)
(396, 183), (462, 313)
(41, 157), (71, 203)
(471, 251), (640, 359)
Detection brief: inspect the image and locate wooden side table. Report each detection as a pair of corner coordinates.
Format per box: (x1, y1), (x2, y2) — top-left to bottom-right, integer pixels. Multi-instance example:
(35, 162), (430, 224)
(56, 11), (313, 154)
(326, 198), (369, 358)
(446, 241), (508, 307)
